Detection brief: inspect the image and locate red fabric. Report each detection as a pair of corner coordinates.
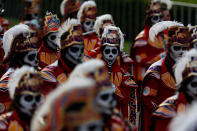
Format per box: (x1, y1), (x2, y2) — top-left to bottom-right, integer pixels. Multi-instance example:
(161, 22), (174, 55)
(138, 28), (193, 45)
(38, 42), (58, 69)
(0, 111), (29, 131)
(151, 92), (188, 131)
(141, 56), (176, 131)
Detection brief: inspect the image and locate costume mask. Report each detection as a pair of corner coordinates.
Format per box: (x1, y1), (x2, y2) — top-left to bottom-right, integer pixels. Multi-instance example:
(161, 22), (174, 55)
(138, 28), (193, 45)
(46, 32), (58, 50)
(83, 20), (95, 32)
(23, 51), (38, 67)
(186, 77), (197, 100)
(102, 46), (119, 66)
(169, 44), (187, 62)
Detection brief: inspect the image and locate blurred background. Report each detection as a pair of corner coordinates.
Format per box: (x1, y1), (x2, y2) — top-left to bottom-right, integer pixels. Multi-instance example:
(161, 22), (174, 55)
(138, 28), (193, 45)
(3, 0), (197, 52)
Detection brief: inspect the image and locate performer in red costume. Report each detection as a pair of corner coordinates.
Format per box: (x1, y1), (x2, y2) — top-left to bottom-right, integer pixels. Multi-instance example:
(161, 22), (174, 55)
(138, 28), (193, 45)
(40, 18), (84, 95)
(140, 22), (191, 131)
(38, 12), (60, 69)
(97, 25), (137, 126)
(60, 0), (83, 21)
(77, 0), (100, 56)
(0, 66), (44, 131)
(0, 24), (40, 114)
(151, 49), (197, 131)
(130, 0), (165, 85)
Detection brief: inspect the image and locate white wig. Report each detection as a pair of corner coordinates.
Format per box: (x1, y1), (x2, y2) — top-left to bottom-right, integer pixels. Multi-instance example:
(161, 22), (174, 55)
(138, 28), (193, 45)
(169, 101), (197, 131)
(56, 18), (80, 48)
(30, 77), (95, 131)
(94, 14), (114, 38)
(175, 49), (197, 85)
(8, 66), (35, 99)
(69, 59), (104, 80)
(77, 0), (96, 21)
(160, 0), (173, 10)
(149, 21), (184, 42)
(102, 25), (124, 51)
(3, 24), (30, 60)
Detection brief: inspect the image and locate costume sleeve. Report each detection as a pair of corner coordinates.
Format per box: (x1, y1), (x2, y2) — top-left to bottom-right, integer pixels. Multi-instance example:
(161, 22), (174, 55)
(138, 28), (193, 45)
(150, 117), (171, 131)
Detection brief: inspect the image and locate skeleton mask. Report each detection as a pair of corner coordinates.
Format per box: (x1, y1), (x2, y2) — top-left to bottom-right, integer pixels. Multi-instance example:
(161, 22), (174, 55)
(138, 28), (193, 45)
(24, 51), (38, 67)
(19, 94), (43, 116)
(95, 88), (116, 115)
(192, 41), (197, 49)
(83, 20), (95, 32)
(185, 77), (197, 100)
(78, 120), (104, 131)
(46, 32), (58, 50)
(150, 15), (162, 25)
(102, 46), (119, 66)
(64, 44), (84, 65)
(169, 45), (187, 62)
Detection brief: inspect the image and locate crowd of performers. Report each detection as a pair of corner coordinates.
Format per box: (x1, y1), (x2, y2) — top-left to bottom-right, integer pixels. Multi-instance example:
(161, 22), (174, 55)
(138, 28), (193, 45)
(1, 0), (197, 130)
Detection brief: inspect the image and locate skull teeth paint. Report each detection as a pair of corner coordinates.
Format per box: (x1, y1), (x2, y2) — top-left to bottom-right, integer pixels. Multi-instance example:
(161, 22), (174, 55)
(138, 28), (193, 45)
(150, 15), (162, 25)
(24, 51), (38, 67)
(186, 77), (197, 100)
(46, 32), (58, 50)
(83, 20), (95, 32)
(19, 94), (43, 116)
(169, 45), (187, 62)
(65, 44), (84, 65)
(102, 46), (119, 66)
(95, 88), (116, 115)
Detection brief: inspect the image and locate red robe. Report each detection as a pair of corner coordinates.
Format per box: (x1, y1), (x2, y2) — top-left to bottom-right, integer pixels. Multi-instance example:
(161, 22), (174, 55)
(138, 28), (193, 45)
(0, 68), (15, 115)
(151, 92), (188, 131)
(38, 42), (58, 69)
(0, 110), (29, 131)
(140, 55), (176, 131)
(83, 32), (101, 56)
(130, 26), (165, 83)
(40, 56), (72, 95)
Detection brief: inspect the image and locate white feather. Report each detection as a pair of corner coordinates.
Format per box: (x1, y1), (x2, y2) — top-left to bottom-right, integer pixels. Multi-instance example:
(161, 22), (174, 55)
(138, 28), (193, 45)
(60, 0), (68, 16)
(169, 101), (197, 131)
(3, 24), (30, 60)
(175, 49), (197, 85)
(93, 14), (114, 38)
(8, 66), (35, 99)
(69, 59), (104, 80)
(102, 25), (124, 51)
(77, 0), (96, 21)
(56, 18), (80, 48)
(160, 0), (173, 10)
(30, 77), (95, 131)
(149, 21), (184, 42)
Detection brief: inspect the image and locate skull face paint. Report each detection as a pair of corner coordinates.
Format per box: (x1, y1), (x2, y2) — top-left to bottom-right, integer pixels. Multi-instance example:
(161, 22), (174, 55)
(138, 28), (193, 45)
(23, 51), (38, 67)
(64, 44), (84, 65)
(192, 41), (197, 49)
(169, 45), (187, 62)
(102, 46), (119, 66)
(95, 88), (116, 115)
(83, 20), (95, 32)
(46, 32), (58, 50)
(185, 77), (197, 100)
(19, 94), (43, 116)
(150, 15), (162, 25)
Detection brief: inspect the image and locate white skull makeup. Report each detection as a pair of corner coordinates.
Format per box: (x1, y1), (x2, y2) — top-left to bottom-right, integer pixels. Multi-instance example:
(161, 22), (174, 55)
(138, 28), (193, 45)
(83, 20), (95, 32)
(102, 46), (119, 66)
(19, 94), (43, 116)
(78, 120), (104, 131)
(95, 88), (116, 115)
(24, 51), (38, 67)
(192, 41), (197, 49)
(186, 77), (197, 100)
(65, 44), (84, 65)
(46, 32), (58, 50)
(151, 15), (162, 25)
(169, 45), (187, 62)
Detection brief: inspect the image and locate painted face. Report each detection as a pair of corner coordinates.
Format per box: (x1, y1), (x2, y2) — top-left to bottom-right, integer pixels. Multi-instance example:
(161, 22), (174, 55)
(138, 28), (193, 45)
(169, 45), (187, 62)
(102, 46), (119, 66)
(186, 77), (197, 100)
(19, 93), (43, 116)
(46, 32), (58, 50)
(64, 44), (84, 65)
(23, 51), (38, 68)
(83, 20), (95, 32)
(95, 88), (116, 115)
(150, 15), (162, 25)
